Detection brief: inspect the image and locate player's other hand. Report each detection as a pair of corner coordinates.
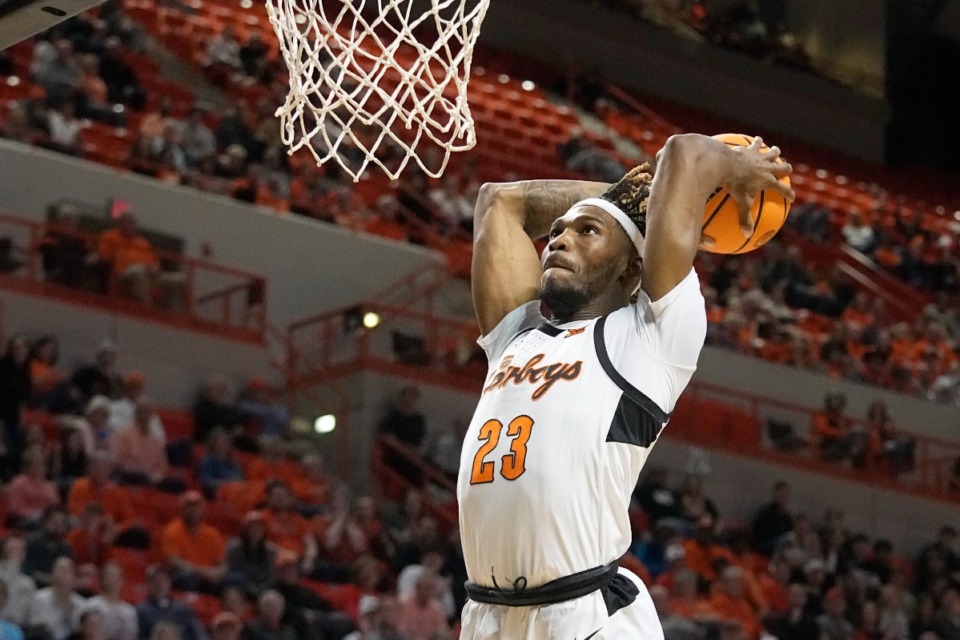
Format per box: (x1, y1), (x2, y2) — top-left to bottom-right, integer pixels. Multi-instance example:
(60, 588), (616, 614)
(720, 136), (795, 236)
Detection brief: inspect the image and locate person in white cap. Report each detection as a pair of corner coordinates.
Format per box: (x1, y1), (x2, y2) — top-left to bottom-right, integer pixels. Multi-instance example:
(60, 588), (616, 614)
(458, 134), (793, 639)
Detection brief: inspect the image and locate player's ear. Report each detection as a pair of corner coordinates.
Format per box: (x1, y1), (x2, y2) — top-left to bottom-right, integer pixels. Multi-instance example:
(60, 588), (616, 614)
(621, 254), (643, 291)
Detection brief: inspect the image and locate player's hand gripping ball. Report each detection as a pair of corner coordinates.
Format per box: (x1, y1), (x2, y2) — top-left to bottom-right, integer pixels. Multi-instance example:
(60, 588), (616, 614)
(700, 134), (794, 254)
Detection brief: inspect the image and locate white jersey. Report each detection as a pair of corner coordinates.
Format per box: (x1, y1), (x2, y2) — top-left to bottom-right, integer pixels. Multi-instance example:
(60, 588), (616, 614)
(458, 268), (706, 590)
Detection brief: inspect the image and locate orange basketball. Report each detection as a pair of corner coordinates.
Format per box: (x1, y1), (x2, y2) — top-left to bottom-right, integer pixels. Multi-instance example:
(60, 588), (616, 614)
(700, 133), (791, 255)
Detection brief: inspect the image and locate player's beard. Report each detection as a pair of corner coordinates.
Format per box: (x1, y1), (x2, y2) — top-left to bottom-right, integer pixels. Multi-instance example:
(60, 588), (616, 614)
(540, 267), (612, 321)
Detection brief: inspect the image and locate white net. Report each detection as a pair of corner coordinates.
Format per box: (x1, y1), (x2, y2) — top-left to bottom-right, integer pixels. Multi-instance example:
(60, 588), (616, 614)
(266, 0), (490, 181)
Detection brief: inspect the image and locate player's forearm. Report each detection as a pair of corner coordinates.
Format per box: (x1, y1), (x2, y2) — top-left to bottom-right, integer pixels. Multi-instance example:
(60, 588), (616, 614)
(476, 180), (609, 240)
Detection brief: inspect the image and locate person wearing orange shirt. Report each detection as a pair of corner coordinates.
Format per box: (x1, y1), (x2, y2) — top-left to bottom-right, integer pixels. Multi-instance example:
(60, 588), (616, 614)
(7, 447), (59, 529)
(710, 566), (762, 640)
(160, 491), (226, 593)
(244, 438), (299, 486)
(812, 392), (853, 463)
(683, 517), (735, 584)
(262, 481), (317, 575)
(289, 454), (330, 508)
(109, 398), (170, 485)
(67, 451), (132, 524)
(669, 568), (719, 622)
(94, 212), (185, 310)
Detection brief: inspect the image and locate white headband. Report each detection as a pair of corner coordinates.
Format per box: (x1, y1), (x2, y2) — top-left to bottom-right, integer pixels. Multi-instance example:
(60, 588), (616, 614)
(569, 197), (645, 258)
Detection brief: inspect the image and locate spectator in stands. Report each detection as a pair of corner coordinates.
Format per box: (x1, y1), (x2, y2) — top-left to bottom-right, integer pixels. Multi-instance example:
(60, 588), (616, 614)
(180, 109), (216, 169)
(916, 526), (960, 589)
(816, 587), (855, 640)
(45, 100), (83, 156)
(396, 546), (455, 621)
(649, 584), (704, 640)
(556, 132), (625, 182)
(25, 556), (85, 640)
(219, 587), (251, 623)
(353, 496), (394, 563)
(865, 400), (915, 474)
(0, 582), (24, 640)
(109, 372), (164, 441)
(934, 583), (960, 640)
(313, 487), (368, 576)
(204, 27), (242, 83)
(242, 590), (296, 640)
(23, 507), (73, 587)
(876, 584), (910, 640)
(138, 98), (176, 152)
(197, 428), (244, 499)
(135, 566), (204, 640)
(710, 565), (761, 639)
(238, 31), (269, 80)
(214, 107), (252, 154)
(678, 474), (719, 529)
(85, 561), (137, 640)
(35, 40), (81, 103)
(191, 377), (241, 445)
(841, 211), (876, 255)
(2, 102), (38, 145)
(262, 481), (317, 575)
(148, 624), (181, 640)
(28, 335), (65, 401)
(64, 340), (121, 412)
(98, 38), (144, 110)
(110, 398), (176, 488)
(812, 392), (856, 463)
(48, 425), (90, 491)
(270, 553), (334, 636)
(763, 582), (818, 640)
(0, 538), (36, 627)
(67, 503), (116, 567)
(67, 452), (132, 537)
(160, 491), (227, 593)
(236, 381), (290, 440)
(95, 212), (186, 310)
(72, 608), (106, 640)
(77, 55), (112, 123)
(208, 614), (242, 640)
(752, 480), (794, 556)
(0, 334), (32, 480)
(635, 466), (683, 527)
(246, 438), (298, 486)
(397, 573), (447, 640)
(290, 454), (330, 511)
(342, 596), (383, 640)
(225, 511), (275, 596)
(154, 125), (187, 175)
(427, 175), (473, 234)
(7, 447), (60, 529)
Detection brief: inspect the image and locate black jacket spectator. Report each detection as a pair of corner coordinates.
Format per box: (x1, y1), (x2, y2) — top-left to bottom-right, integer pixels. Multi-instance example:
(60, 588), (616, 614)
(752, 481), (794, 555)
(0, 335), (32, 480)
(192, 378), (242, 443)
(23, 508), (73, 586)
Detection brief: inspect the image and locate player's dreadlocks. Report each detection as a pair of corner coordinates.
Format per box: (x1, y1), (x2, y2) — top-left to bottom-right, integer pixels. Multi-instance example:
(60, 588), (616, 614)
(599, 163), (653, 237)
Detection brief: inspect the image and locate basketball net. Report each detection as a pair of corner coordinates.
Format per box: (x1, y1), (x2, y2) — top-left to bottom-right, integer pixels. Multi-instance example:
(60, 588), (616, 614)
(266, 0), (490, 182)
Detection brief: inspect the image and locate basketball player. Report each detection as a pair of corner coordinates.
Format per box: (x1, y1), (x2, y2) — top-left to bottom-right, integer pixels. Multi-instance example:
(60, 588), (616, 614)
(457, 134), (793, 639)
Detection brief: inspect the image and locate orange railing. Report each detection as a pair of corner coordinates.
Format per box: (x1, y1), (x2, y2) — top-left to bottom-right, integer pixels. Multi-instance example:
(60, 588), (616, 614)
(0, 211), (266, 343)
(285, 301), (960, 504)
(373, 435), (458, 528)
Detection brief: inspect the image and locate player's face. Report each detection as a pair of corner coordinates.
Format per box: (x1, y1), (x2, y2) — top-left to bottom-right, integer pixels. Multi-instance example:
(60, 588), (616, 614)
(539, 207), (633, 319)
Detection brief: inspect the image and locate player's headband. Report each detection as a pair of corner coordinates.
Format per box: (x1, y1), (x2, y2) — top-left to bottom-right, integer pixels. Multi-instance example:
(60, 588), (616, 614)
(569, 197), (646, 258)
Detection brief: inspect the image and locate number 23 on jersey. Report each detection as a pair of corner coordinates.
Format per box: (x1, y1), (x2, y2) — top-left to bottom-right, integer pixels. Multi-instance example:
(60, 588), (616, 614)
(469, 415), (534, 485)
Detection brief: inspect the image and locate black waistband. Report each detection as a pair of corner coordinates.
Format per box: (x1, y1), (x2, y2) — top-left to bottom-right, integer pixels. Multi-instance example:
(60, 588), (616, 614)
(465, 562), (619, 607)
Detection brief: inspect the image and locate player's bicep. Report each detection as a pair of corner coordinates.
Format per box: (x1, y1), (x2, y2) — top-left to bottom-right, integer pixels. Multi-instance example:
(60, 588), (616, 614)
(471, 192), (542, 336)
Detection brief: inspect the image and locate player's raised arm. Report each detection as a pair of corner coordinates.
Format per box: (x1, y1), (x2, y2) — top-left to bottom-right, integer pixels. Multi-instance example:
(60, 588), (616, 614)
(471, 179), (608, 335)
(641, 134), (794, 302)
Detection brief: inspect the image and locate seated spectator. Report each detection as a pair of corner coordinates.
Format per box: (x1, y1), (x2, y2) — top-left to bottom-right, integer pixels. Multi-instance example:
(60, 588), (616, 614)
(63, 341), (121, 412)
(191, 377), (241, 444)
(25, 557), (85, 640)
(67, 452), (135, 538)
(0, 582), (24, 640)
(203, 27), (242, 83)
(180, 109), (216, 169)
(812, 393), (856, 463)
(197, 428), (244, 499)
(7, 447), (60, 529)
(679, 474), (719, 528)
(289, 454), (330, 509)
(98, 38), (144, 110)
(155, 125), (187, 174)
(683, 516), (733, 584)
(70, 607), (105, 640)
(137, 98), (176, 151)
(109, 372), (164, 441)
(48, 426), (90, 492)
(85, 562), (137, 640)
(225, 511), (275, 596)
(933, 583), (960, 640)
(635, 466), (683, 527)
(28, 336), (66, 400)
(669, 568), (716, 621)
(312, 487), (368, 579)
(557, 132), (625, 182)
(244, 439), (298, 486)
(159, 491), (226, 593)
(61, 395), (112, 455)
(236, 381), (291, 440)
(0, 538), (37, 627)
(77, 54), (113, 124)
(262, 481), (317, 575)
(135, 566), (204, 640)
(865, 400), (915, 474)
(270, 554), (333, 636)
(207, 614), (242, 640)
(352, 496), (393, 562)
(396, 546), (455, 620)
(763, 582), (818, 640)
(40, 205), (89, 288)
(23, 507), (73, 587)
(817, 587), (855, 640)
(241, 591), (296, 640)
(238, 31), (269, 79)
(94, 212), (186, 310)
(649, 584), (705, 640)
(397, 573), (448, 640)
(46, 100), (83, 156)
(710, 566), (761, 639)
(35, 40), (81, 103)
(841, 211), (876, 254)
(67, 503), (115, 567)
(427, 175), (473, 233)
(219, 587), (252, 623)
(2, 102), (39, 145)
(109, 398), (174, 488)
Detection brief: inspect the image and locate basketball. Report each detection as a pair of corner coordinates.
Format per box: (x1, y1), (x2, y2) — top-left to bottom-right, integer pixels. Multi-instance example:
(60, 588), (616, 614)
(700, 133), (792, 255)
